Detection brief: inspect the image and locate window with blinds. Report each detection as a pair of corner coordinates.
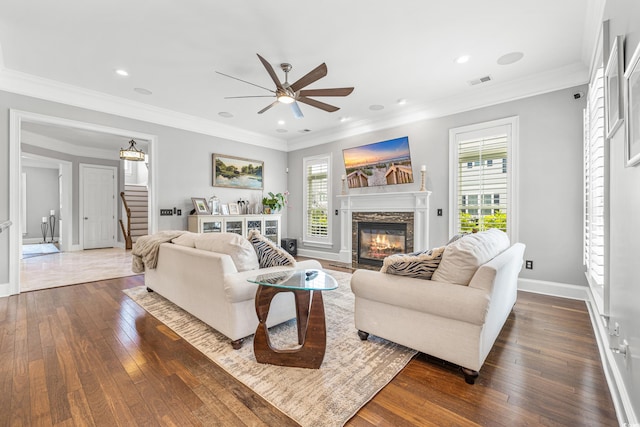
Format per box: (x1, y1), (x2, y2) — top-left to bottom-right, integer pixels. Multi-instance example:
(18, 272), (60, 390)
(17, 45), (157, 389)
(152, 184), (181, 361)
(303, 155), (331, 244)
(449, 117), (517, 241)
(584, 67), (606, 291)
(456, 135), (508, 233)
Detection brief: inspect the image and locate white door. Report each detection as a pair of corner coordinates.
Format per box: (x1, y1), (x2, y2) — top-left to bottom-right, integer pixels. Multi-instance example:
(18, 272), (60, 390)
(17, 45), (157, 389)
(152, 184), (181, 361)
(81, 165), (117, 249)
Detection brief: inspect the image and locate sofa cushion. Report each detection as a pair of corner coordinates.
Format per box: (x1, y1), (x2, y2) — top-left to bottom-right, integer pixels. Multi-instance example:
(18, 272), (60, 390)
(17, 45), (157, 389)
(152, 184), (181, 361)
(380, 246), (445, 280)
(431, 228), (510, 286)
(171, 231), (199, 248)
(247, 229), (296, 268)
(194, 232), (259, 272)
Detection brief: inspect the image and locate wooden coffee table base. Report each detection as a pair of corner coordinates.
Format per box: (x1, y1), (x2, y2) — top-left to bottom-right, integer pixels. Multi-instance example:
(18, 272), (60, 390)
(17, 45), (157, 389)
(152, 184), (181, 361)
(253, 285), (327, 369)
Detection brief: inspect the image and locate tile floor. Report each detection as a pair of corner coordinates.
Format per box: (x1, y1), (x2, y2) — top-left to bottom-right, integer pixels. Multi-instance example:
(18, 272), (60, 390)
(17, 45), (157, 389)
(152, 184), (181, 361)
(20, 247), (136, 292)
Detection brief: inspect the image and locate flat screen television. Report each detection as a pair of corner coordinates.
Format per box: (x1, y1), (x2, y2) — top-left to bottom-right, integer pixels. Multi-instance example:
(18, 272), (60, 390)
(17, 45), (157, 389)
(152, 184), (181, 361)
(342, 136), (414, 189)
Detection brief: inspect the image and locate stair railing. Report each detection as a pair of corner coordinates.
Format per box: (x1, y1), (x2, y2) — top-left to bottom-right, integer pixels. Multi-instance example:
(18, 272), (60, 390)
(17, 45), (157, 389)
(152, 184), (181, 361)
(119, 192), (133, 249)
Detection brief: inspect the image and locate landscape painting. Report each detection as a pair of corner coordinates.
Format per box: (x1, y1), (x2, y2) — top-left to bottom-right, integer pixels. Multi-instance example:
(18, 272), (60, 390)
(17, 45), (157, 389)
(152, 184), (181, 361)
(342, 136), (414, 188)
(213, 154), (264, 189)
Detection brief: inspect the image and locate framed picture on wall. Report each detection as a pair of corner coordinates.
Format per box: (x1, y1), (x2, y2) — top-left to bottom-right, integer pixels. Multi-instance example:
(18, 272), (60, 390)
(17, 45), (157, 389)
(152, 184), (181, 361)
(191, 197), (211, 215)
(213, 154), (264, 189)
(625, 41), (640, 167)
(605, 35), (625, 139)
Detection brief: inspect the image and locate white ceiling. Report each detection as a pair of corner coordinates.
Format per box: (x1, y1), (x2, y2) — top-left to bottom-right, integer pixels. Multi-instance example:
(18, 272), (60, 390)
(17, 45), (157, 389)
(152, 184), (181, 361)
(0, 1), (602, 149)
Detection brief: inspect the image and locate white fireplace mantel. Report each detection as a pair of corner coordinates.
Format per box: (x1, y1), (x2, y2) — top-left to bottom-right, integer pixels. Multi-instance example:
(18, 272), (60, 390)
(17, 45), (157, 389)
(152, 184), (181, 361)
(337, 191), (431, 263)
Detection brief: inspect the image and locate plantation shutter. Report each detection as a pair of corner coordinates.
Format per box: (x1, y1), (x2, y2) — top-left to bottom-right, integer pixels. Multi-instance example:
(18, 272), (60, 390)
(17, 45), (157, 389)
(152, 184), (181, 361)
(584, 67), (605, 287)
(303, 155), (331, 243)
(456, 135), (509, 233)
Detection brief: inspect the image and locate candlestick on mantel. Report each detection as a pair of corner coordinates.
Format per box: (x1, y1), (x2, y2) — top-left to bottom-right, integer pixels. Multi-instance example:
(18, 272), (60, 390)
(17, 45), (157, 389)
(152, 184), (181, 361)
(419, 167), (426, 192)
(42, 216), (47, 223)
(341, 174), (347, 195)
(50, 209), (55, 216)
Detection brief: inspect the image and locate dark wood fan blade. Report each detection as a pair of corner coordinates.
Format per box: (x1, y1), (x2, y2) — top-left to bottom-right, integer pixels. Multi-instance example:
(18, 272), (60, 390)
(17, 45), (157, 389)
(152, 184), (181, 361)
(256, 54), (284, 90)
(299, 87), (354, 97)
(291, 102), (304, 119)
(289, 63), (328, 92)
(297, 96), (340, 112)
(258, 101), (279, 114)
(215, 71), (274, 93)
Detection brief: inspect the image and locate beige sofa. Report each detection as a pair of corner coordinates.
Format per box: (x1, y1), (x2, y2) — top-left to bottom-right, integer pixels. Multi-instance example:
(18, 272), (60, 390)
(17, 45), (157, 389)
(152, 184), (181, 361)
(144, 233), (321, 349)
(351, 230), (525, 384)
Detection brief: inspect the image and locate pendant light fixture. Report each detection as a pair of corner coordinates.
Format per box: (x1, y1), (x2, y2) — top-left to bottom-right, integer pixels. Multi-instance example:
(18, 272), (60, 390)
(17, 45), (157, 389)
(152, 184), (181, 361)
(119, 139), (145, 161)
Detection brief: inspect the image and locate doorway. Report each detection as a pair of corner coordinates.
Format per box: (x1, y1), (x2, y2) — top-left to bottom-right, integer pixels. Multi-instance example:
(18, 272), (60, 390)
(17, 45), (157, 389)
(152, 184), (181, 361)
(7, 109), (159, 296)
(80, 164), (118, 249)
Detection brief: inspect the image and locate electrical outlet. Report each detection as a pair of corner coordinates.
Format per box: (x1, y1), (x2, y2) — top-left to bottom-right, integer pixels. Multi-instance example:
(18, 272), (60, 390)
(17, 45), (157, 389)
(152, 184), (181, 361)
(335, 209), (339, 215)
(177, 209), (182, 216)
(525, 260), (533, 270)
(160, 209), (173, 216)
(437, 208), (443, 216)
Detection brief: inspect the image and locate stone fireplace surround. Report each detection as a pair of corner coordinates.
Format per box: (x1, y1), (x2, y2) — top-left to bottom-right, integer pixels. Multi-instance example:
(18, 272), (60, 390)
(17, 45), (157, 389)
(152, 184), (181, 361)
(337, 191), (431, 265)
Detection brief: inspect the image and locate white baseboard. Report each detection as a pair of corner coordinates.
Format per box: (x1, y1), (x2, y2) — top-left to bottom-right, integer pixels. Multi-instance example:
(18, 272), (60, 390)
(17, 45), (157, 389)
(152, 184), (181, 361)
(517, 278), (589, 300)
(0, 282), (12, 298)
(22, 237), (54, 244)
(297, 248), (343, 263)
(585, 289), (639, 427)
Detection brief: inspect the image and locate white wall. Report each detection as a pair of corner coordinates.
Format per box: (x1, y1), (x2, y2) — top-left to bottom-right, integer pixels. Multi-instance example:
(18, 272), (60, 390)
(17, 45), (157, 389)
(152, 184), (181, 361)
(604, 0), (640, 420)
(288, 86), (588, 286)
(22, 166), (59, 240)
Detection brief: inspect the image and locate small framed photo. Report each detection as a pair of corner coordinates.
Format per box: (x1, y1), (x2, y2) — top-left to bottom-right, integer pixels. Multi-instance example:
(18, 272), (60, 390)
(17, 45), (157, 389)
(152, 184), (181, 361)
(605, 35), (625, 139)
(221, 204), (230, 215)
(625, 41), (640, 166)
(191, 197), (211, 215)
(228, 202), (240, 215)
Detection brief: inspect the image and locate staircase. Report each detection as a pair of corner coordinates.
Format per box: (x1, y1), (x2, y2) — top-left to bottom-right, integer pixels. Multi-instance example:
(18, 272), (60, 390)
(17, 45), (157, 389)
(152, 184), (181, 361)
(120, 185), (148, 249)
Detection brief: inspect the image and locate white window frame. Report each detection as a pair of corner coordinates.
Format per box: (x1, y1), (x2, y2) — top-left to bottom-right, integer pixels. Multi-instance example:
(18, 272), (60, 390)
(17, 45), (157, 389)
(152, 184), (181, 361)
(583, 29), (609, 316)
(448, 116), (519, 242)
(302, 153), (332, 247)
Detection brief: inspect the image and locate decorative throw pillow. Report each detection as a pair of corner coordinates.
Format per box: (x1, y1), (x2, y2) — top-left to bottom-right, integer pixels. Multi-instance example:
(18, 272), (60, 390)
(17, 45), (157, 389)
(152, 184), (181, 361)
(380, 246), (446, 280)
(431, 228), (510, 286)
(171, 231), (199, 248)
(247, 229), (296, 269)
(194, 232), (259, 272)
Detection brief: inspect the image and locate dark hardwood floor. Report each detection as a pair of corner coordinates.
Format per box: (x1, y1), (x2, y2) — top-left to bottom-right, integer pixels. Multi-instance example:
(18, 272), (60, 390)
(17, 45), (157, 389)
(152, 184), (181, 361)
(0, 268), (618, 426)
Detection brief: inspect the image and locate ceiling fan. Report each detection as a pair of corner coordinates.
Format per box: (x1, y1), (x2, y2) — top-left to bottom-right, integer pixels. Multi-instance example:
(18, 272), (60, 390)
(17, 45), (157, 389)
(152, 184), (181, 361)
(216, 54), (354, 119)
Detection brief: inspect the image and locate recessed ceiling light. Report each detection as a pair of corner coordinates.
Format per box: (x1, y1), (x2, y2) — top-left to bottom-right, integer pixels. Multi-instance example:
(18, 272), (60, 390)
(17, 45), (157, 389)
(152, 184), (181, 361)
(339, 117), (349, 122)
(134, 87), (152, 95)
(276, 128), (288, 133)
(218, 112), (233, 118)
(115, 69), (129, 77)
(369, 105), (384, 111)
(278, 120), (285, 125)
(299, 129), (312, 133)
(497, 52), (524, 65)
(397, 99), (407, 105)
(454, 55), (470, 64)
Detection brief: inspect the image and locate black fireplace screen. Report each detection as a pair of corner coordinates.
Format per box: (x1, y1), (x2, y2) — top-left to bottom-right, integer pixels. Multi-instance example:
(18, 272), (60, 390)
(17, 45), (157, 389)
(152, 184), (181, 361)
(357, 222), (407, 266)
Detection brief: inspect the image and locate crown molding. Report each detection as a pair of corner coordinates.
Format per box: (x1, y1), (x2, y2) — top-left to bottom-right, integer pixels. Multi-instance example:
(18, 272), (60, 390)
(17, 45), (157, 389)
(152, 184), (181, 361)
(0, 68), (289, 152)
(286, 62), (589, 152)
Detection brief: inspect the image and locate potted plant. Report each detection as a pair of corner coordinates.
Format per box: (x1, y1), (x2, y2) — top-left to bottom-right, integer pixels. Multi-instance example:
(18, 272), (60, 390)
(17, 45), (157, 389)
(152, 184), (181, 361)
(262, 191), (288, 213)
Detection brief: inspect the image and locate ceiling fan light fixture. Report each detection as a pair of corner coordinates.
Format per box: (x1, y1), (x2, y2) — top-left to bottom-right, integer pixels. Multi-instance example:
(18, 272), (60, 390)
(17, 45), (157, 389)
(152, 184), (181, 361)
(277, 94), (295, 104)
(119, 139), (145, 161)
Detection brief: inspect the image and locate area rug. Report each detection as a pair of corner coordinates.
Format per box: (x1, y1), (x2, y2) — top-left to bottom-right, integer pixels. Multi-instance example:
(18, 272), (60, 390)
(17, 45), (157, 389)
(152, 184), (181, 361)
(124, 270), (417, 427)
(22, 243), (59, 258)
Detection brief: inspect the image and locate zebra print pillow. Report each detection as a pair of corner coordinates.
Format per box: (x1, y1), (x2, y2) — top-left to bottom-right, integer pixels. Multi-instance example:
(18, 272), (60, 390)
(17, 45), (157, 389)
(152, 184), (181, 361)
(247, 229), (296, 268)
(380, 246), (445, 280)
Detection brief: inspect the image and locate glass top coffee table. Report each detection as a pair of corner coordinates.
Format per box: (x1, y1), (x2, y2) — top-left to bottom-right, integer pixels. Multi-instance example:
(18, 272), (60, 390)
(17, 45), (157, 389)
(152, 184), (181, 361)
(247, 269), (338, 369)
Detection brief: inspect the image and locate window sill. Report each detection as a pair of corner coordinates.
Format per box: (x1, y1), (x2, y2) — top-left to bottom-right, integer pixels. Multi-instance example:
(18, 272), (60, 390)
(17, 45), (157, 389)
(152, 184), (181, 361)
(302, 240), (332, 249)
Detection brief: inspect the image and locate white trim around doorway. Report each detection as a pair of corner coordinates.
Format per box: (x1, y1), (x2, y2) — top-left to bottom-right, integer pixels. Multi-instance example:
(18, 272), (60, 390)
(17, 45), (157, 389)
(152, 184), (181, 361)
(7, 109), (159, 297)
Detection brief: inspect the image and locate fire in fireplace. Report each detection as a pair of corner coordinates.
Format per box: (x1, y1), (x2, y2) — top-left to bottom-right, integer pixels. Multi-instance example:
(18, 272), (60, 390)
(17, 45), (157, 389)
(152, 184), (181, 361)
(357, 222), (407, 267)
